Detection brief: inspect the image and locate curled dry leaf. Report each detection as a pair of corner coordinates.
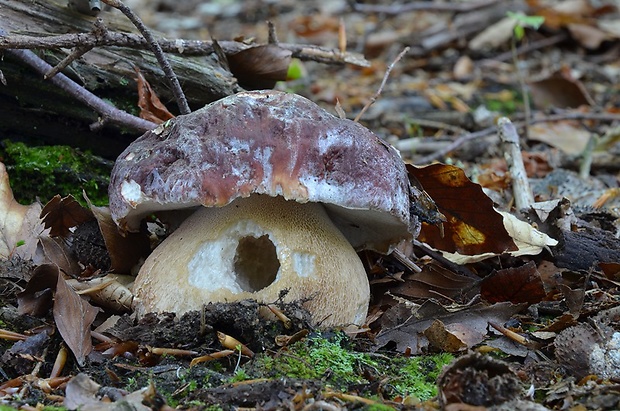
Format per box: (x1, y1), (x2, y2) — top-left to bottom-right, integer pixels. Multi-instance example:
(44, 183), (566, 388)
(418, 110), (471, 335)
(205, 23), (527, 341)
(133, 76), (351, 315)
(375, 300), (526, 354)
(481, 261), (546, 304)
(54, 269), (99, 366)
(408, 163), (517, 255)
(441, 212), (558, 264)
(40, 195), (94, 238)
(67, 274), (134, 312)
(135, 67), (175, 124)
(85, 195), (150, 274)
(227, 44), (292, 90)
(0, 162), (44, 261)
(17, 264), (98, 366)
(38, 235), (81, 277)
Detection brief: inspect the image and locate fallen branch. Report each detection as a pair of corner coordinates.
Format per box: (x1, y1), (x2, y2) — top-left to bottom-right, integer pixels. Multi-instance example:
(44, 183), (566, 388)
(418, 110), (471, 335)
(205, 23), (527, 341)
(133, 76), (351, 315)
(0, 29), (370, 67)
(498, 117), (534, 212)
(1, 29), (157, 133)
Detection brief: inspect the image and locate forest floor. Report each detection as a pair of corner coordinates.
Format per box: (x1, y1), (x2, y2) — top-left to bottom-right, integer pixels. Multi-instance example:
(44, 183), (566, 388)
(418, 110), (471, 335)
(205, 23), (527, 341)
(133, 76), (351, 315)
(1, 0), (620, 410)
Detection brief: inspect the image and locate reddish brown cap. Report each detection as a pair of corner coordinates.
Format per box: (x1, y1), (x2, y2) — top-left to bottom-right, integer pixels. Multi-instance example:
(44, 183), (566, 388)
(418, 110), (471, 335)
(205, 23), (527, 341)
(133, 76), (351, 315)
(109, 91), (415, 252)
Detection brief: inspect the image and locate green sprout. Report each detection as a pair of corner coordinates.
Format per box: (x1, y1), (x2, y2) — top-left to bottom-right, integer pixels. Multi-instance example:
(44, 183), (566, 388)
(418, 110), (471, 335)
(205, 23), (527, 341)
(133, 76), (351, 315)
(507, 11), (545, 41)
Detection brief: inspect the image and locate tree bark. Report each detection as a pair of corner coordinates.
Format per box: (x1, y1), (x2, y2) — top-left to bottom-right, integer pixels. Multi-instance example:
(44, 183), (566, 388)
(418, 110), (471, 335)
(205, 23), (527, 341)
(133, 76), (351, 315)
(0, 0), (241, 157)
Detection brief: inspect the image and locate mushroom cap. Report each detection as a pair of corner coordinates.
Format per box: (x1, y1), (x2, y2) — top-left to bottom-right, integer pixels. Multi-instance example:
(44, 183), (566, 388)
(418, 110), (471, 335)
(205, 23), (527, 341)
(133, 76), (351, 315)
(133, 194), (370, 326)
(109, 90), (414, 252)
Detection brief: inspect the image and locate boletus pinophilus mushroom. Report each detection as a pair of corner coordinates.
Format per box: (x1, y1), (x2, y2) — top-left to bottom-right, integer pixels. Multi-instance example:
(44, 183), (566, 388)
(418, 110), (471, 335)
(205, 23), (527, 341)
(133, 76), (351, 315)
(109, 90), (419, 326)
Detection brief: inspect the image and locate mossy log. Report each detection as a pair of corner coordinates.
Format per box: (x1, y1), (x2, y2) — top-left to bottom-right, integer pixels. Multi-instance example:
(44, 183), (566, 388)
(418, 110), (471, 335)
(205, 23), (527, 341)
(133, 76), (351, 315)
(0, 0), (241, 158)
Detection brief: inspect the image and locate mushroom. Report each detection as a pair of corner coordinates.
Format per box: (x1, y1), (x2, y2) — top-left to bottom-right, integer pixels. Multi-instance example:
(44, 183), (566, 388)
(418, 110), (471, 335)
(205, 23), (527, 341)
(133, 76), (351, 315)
(109, 90), (418, 326)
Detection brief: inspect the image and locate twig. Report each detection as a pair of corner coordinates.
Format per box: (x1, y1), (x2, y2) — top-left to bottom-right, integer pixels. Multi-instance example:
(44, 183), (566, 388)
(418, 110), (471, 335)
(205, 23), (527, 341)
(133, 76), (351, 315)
(354, 47), (409, 123)
(0, 29), (156, 132)
(417, 111), (620, 163)
(351, 0), (500, 15)
(44, 46), (92, 79)
(413, 240), (479, 279)
(101, 0), (190, 115)
(498, 117), (534, 211)
(0, 31), (371, 67)
(45, 19), (108, 79)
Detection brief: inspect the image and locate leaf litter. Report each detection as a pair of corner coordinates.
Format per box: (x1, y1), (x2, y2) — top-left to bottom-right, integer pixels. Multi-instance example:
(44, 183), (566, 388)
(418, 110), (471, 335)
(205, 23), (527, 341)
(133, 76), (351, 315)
(1, 0), (620, 409)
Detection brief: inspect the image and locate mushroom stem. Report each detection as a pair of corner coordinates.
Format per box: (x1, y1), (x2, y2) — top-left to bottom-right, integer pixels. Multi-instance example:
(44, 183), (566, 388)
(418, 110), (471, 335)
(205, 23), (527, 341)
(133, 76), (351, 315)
(132, 195), (371, 326)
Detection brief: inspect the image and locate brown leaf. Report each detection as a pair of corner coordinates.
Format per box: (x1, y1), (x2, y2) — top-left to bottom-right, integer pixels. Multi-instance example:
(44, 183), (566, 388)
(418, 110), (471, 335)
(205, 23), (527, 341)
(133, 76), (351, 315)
(40, 195), (94, 238)
(0, 162), (44, 260)
(408, 163), (517, 255)
(227, 44), (292, 90)
(135, 67), (175, 124)
(17, 264), (59, 317)
(423, 319), (467, 352)
(375, 300), (526, 354)
(481, 261), (546, 304)
(529, 66), (595, 109)
(85, 198), (150, 273)
(54, 269), (98, 366)
(391, 263), (478, 302)
(38, 235), (81, 277)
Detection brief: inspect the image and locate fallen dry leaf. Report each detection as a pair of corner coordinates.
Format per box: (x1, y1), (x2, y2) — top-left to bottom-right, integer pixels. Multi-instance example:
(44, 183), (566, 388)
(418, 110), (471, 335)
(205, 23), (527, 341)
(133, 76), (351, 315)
(227, 44), (292, 90)
(64, 373), (152, 410)
(135, 67), (175, 124)
(54, 269), (99, 366)
(38, 235), (81, 277)
(0, 162), (44, 261)
(86, 197), (150, 274)
(17, 264), (58, 317)
(529, 67), (594, 110)
(375, 300), (526, 354)
(481, 261), (546, 304)
(40, 195), (94, 238)
(441, 211), (558, 264)
(17, 264), (98, 366)
(390, 262), (478, 302)
(423, 319), (467, 352)
(408, 163), (517, 255)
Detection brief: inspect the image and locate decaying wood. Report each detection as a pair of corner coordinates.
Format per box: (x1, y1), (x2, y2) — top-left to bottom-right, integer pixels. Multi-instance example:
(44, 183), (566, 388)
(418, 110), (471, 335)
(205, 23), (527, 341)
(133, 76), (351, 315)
(0, 0), (369, 157)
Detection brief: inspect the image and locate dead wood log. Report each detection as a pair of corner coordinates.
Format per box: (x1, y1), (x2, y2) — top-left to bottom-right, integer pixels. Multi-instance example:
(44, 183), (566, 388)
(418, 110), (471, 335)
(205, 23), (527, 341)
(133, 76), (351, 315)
(0, 0), (242, 156)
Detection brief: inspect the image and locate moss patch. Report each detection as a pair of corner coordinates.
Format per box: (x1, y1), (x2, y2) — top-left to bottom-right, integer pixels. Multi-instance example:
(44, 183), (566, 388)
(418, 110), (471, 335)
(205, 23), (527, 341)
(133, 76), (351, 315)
(0, 140), (112, 206)
(243, 332), (454, 401)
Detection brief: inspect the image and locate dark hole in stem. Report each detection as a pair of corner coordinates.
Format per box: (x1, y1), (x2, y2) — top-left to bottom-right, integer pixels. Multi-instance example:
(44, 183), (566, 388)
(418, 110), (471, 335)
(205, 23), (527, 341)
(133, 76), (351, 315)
(234, 235), (280, 292)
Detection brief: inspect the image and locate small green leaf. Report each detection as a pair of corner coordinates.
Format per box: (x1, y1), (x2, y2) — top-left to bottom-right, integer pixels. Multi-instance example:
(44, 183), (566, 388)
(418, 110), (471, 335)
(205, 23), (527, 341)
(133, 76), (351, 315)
(507, 11), (545, 40)
(15, 240), (25, 248)
(286, 59), (304, 81)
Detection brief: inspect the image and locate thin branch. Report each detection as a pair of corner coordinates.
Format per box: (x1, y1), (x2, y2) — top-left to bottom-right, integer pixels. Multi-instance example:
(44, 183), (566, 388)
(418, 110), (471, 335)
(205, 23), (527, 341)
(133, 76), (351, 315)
(44, 46), (92, 79)
(45, 18), (108, 79)
(416, 111), (620, 164)
(0, 31), (371, 67)
(354, 47), (409, 123)
(498, 117), (534, 211)
(101, 0), (190, 115)
(1, 29), (156, 133)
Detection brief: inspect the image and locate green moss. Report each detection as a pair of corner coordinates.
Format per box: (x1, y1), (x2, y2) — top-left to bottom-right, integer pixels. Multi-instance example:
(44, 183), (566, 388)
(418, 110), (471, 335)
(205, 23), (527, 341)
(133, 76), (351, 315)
(0, 140), (112, 206)
(252, 332), (377, 389)
(384, 352), (454, 400)
(248, 332), (453, 402)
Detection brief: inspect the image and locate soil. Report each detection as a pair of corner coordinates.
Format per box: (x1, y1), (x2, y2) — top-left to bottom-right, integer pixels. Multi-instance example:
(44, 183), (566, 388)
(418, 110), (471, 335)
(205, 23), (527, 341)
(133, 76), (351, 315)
(1, 0), (620, 410)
